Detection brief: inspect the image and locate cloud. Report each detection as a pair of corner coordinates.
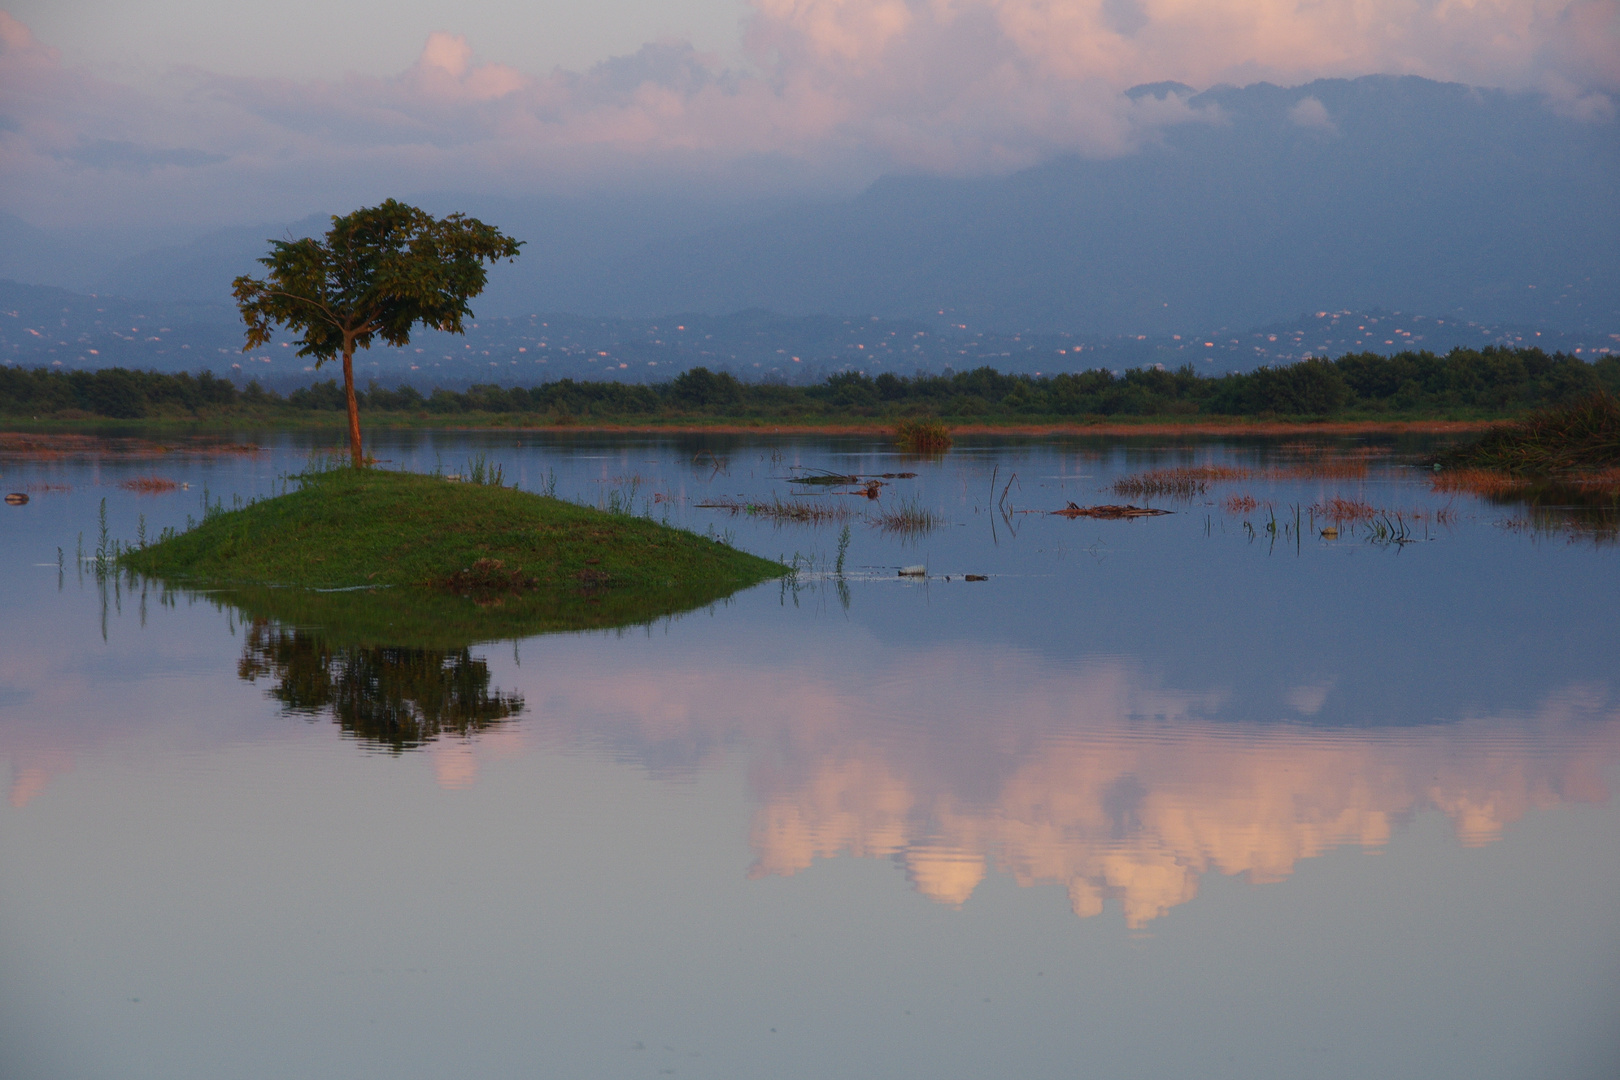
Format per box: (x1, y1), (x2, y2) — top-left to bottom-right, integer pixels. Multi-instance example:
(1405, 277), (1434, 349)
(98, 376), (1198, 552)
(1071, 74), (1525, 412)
(1287, 96), (1336, 133)
(0, 0), (1613, 227)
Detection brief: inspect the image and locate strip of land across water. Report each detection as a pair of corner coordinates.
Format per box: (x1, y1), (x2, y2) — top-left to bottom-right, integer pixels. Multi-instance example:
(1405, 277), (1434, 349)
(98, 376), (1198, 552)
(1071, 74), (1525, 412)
(3, 346), (1616, 432)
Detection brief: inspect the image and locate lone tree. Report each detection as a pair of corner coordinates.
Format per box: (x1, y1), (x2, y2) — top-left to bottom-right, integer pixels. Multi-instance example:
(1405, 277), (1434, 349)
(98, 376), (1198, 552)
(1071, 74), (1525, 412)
(233, 200), (522, 466)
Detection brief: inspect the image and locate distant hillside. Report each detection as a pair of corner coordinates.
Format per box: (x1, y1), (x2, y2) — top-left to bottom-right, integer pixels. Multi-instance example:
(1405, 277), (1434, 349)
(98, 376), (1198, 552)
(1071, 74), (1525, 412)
(1, 77), (1611, 340)
(579, 76), (1618, 335)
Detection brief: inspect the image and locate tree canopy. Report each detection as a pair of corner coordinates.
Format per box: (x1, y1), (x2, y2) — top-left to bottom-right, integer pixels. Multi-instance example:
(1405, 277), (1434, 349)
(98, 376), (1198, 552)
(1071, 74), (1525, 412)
(232, 199), (521, 464)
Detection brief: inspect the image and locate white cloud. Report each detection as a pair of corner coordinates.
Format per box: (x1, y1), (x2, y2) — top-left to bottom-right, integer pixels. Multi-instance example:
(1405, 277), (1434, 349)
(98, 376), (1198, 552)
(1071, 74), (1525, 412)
(1287, 95), (1336, 132)
(0, 0), (1614, 227)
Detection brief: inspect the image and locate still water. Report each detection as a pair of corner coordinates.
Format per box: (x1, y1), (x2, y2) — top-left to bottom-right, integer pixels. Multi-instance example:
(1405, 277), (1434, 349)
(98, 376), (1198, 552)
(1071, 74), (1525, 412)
(2, 430), (1618, 1079)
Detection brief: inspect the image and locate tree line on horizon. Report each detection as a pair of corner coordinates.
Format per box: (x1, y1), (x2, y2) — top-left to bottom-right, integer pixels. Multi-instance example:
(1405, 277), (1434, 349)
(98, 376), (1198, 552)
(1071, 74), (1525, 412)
(2, 346), (1616, 422)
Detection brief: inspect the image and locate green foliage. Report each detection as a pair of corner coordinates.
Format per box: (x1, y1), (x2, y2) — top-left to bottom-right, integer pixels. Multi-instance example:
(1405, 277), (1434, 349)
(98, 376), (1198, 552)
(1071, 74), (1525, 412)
(231, 199), (521, 463)
(1443, 391), (1620, 473)
(5, 346), (1618, 424)
(232, 200), (522, 363)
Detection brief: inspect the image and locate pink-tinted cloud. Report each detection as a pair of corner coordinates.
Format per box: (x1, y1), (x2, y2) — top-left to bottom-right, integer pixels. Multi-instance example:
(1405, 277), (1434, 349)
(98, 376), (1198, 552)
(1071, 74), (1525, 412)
(0, 0), (1613, 227)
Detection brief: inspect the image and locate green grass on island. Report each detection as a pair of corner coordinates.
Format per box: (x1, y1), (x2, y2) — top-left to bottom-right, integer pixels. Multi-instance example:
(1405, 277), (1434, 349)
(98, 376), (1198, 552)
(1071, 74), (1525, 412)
(120, 467), (787, 647)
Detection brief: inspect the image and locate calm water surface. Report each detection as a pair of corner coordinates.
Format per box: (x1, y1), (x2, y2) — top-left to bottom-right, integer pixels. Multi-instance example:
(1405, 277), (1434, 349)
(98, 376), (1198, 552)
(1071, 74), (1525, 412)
(2, 430), (1618, 1079)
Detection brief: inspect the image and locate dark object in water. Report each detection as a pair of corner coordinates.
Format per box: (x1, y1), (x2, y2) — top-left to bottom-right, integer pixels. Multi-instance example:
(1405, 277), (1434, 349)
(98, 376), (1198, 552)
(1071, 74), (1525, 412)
(964, 574), (988, 581)
(790, 468), (860, 485)
(1052, 502), (1172, 519)
(5, 492), (27, 506)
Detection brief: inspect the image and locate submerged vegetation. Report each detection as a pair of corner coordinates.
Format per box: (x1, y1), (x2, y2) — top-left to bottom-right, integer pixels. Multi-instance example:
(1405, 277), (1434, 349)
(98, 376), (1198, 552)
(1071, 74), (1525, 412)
(5, 346), (1617, 426)
(118, 467), (786, 646)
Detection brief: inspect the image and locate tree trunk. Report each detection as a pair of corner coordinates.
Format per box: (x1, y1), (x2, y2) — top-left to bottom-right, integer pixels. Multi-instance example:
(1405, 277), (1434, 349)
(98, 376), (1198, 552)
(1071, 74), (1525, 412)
(341, 343), (363, 467)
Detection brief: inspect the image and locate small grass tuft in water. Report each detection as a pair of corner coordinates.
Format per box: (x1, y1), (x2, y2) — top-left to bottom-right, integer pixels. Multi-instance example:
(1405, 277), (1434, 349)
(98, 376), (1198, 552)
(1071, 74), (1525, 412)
(697, 495), (853, 524)
(1225, 494), (1258, 514)
(871, 496), (944, 538)
(895, 418), (953, 454)
(1310, 497), (1382, 525)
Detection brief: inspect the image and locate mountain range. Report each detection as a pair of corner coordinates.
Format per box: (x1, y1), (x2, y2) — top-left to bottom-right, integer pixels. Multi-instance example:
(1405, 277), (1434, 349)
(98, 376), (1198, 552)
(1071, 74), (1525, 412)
(1, 75), (1614, 353)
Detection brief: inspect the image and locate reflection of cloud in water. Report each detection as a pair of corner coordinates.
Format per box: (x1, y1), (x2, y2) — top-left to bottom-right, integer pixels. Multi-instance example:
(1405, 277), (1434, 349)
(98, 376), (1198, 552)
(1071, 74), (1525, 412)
(516, 647), (1619, 927)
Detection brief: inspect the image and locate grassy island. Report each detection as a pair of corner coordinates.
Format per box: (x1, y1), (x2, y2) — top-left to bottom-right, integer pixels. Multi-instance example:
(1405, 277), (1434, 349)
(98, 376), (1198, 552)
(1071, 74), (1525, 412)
(120, 468), (786, 647)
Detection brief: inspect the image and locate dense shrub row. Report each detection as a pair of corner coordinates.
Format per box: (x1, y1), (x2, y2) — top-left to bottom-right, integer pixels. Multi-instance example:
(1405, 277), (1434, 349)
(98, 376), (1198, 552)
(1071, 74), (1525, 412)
(3, 347), (1616, 421)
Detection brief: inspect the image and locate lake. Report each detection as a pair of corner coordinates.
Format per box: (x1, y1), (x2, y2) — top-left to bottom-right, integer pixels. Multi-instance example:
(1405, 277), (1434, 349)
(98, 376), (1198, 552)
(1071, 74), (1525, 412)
(2, 429), (1617, 1079)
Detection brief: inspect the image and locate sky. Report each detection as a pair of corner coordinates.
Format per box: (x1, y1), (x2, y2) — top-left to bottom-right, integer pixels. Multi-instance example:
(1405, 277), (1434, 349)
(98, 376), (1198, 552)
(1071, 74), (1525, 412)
(1, 0), (1616, 230)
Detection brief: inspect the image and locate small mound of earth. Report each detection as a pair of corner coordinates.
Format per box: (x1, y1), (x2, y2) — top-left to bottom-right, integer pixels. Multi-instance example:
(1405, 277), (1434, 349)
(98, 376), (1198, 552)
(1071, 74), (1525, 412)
(443, 558), (537, 604)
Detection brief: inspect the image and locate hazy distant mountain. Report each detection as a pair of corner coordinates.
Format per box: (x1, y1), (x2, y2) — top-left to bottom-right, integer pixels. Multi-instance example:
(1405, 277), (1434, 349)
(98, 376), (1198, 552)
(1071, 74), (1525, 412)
(3, 76), (1614, 339)
(573, 76), (1617, 334)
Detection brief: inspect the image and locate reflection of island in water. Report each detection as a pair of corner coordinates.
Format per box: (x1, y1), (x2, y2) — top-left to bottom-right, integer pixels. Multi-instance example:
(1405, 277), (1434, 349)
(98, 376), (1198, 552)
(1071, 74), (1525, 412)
(238, 622), (524, 752)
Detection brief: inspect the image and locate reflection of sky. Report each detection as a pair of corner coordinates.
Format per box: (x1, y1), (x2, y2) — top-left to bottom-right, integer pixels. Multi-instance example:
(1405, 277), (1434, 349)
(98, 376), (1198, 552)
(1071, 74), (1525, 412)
(2, 434), (1619, 1077)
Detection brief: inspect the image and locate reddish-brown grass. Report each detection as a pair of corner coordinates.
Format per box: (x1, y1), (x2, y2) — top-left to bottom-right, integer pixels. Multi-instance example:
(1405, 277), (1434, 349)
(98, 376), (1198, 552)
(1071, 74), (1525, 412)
(1113, 465), (1251, 497)
(1311, 497), (1380, 523)
(1225, 494), (1258, 514)
(119, 476), (179, 494)
(1276, 461), (1370, 480)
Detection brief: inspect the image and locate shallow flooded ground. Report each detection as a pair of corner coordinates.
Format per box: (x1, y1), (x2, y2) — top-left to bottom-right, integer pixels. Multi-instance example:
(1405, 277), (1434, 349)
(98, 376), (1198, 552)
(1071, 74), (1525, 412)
(3, 429), (1618, 1079)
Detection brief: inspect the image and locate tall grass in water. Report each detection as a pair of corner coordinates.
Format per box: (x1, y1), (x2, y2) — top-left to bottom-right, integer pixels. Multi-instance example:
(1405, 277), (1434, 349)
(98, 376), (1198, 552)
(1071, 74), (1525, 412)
(895, 418), (953, 454)
(871, 496), (943, 539)
(1445, 391), (1620, 474)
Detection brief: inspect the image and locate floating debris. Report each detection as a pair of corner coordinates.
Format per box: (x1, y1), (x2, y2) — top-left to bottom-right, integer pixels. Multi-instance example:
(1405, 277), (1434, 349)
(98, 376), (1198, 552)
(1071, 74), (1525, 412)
(1052, 502), (1172, 519)
(964, 574), (988, 581)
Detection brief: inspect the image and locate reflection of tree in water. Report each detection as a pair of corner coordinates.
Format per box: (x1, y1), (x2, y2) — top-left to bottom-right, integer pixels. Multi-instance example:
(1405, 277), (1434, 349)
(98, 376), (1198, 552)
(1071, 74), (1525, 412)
(239, 621), (524, 752)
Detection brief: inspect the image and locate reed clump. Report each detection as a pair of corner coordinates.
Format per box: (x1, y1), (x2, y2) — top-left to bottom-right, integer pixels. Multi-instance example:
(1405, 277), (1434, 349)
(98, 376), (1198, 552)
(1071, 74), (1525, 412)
(119, 476), (179, 494)
(1113, 465), (1249, 498)
(697, 496), (852, 524)
(1225, 494), (1258, 514)
(895, 418), (953, 454)
(871, 496), (943, 538)
(1444, 391), (1620, 475)
(1431, 468), (1528, 497)
(1311, 497), (1380, 523)
(1276, 460), (1369, 480)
